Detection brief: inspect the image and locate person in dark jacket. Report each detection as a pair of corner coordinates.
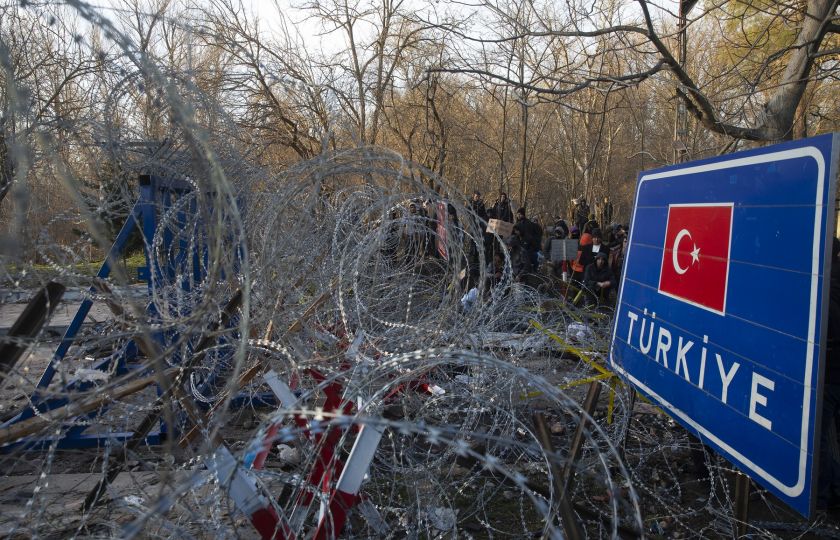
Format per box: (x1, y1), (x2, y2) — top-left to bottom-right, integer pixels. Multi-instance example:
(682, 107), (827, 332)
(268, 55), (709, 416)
(583, 215), (600, 235)
(573, 197), (589, 231)
(493, 192), (514, 223)
(600, 196), (614, 227)
(508, 227), (531, 279)
(589, 228), (605, 258)
(609, 225), (627, 280)
(514, 207), (542, 270)
(582, 252), (613, 305)
(470, 191), (488, 223)
(553, 217), (570, 239)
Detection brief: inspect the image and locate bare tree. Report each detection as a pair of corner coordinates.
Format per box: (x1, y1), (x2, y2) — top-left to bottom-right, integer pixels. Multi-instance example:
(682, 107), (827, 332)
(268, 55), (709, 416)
(0, 3), (105, 205)
(198, 0), (329, 160)
(301, 0), (432, 145)
(430, 0), (840, 142)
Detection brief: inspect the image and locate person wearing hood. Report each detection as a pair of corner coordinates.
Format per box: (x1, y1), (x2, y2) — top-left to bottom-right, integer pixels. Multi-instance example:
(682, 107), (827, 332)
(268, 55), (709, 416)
(583, 251), (614, 305)
(609, 225), (628, 280)
(583, 215), (600, 235)
(553, 217), (570, 239)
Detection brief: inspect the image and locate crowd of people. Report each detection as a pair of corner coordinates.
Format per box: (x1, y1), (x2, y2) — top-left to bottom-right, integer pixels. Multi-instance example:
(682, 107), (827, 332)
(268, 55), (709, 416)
(385, 190), (627, 307)
(382, 192), (621, 305)
(471, 192), (627, 306)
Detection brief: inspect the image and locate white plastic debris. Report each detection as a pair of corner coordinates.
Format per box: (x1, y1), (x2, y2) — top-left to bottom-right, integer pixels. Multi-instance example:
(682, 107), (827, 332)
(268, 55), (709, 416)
(277, 444), (301, 465)
(460, 287), (478, 311)
(427, 506), (456, 531)
(566, 322), (594, 342)
(70, 368), (109, 383)
(428, 384), (446, 396)
(123, 495), (145, 507)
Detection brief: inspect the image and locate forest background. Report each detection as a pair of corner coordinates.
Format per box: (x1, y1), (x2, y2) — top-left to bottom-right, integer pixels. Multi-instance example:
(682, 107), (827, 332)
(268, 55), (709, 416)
(1, 0), (838, 260)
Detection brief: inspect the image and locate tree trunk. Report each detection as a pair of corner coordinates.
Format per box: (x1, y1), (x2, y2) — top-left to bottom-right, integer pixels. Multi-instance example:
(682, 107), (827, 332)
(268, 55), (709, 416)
(756, 0), (835, 140)
(519, 94), (528, 208)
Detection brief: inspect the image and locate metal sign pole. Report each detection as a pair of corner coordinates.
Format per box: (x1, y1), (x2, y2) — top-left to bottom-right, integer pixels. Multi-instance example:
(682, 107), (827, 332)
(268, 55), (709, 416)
(734, 472), (751, 537)
(673, 0), (698, 164)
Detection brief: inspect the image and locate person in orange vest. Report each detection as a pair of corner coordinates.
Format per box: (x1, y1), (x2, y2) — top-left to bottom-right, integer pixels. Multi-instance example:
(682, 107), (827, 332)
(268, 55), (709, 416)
(571, 227), (595, 284)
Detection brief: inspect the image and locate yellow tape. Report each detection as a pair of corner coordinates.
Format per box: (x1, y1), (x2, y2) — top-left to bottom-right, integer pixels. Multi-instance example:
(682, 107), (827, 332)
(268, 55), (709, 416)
(529, 320), (611, 377)
(565, 305), (584, 323)
(519, 373), (613, 400)
(633, 391), (665, 414)
(525, 320), (634, 424)
(562, 373), (613, 390)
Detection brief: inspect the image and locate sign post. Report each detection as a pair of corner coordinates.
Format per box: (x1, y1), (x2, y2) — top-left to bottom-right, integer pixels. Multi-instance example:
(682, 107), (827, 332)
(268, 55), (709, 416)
(610, 133), (840, 516)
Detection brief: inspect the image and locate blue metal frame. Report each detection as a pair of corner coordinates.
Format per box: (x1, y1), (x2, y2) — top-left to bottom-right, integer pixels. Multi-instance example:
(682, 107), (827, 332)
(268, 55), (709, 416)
(2, 174), (255, 451)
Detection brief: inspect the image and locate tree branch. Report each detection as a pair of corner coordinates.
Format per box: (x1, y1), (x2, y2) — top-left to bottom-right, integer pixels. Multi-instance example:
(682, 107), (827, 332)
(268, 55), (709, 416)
(636, 0), (838, 141)
(428, 60), (666, 97)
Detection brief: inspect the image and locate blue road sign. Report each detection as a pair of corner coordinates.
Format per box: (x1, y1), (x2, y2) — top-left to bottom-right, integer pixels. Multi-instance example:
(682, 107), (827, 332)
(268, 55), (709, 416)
(610, 133), (840, 516)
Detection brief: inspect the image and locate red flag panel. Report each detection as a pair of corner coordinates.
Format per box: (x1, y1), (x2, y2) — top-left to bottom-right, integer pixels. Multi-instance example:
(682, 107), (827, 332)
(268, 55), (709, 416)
(657, 204), (733, 314)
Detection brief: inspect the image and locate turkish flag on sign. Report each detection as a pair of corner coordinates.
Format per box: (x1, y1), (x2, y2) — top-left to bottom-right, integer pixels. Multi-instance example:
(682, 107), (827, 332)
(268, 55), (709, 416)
(658, 204), (734, 314)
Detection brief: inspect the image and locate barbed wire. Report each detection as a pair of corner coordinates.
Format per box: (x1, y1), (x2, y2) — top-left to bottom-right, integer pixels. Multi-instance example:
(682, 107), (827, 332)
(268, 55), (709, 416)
(0, 2), (837, 539)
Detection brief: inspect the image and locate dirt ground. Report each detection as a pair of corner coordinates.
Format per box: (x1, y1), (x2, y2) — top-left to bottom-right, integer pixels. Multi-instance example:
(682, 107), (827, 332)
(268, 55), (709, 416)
(2, 318), (840, 538)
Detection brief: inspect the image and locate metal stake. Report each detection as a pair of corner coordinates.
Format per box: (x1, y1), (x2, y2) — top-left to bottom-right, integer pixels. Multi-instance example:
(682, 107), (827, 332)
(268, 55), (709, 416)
(533, 411), (583, 540)
(562, 382), (602, 496)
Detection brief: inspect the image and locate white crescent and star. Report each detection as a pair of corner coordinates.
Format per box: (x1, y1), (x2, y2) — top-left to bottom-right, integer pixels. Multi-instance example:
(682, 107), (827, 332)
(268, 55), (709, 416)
(672, 229), (701, 275)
